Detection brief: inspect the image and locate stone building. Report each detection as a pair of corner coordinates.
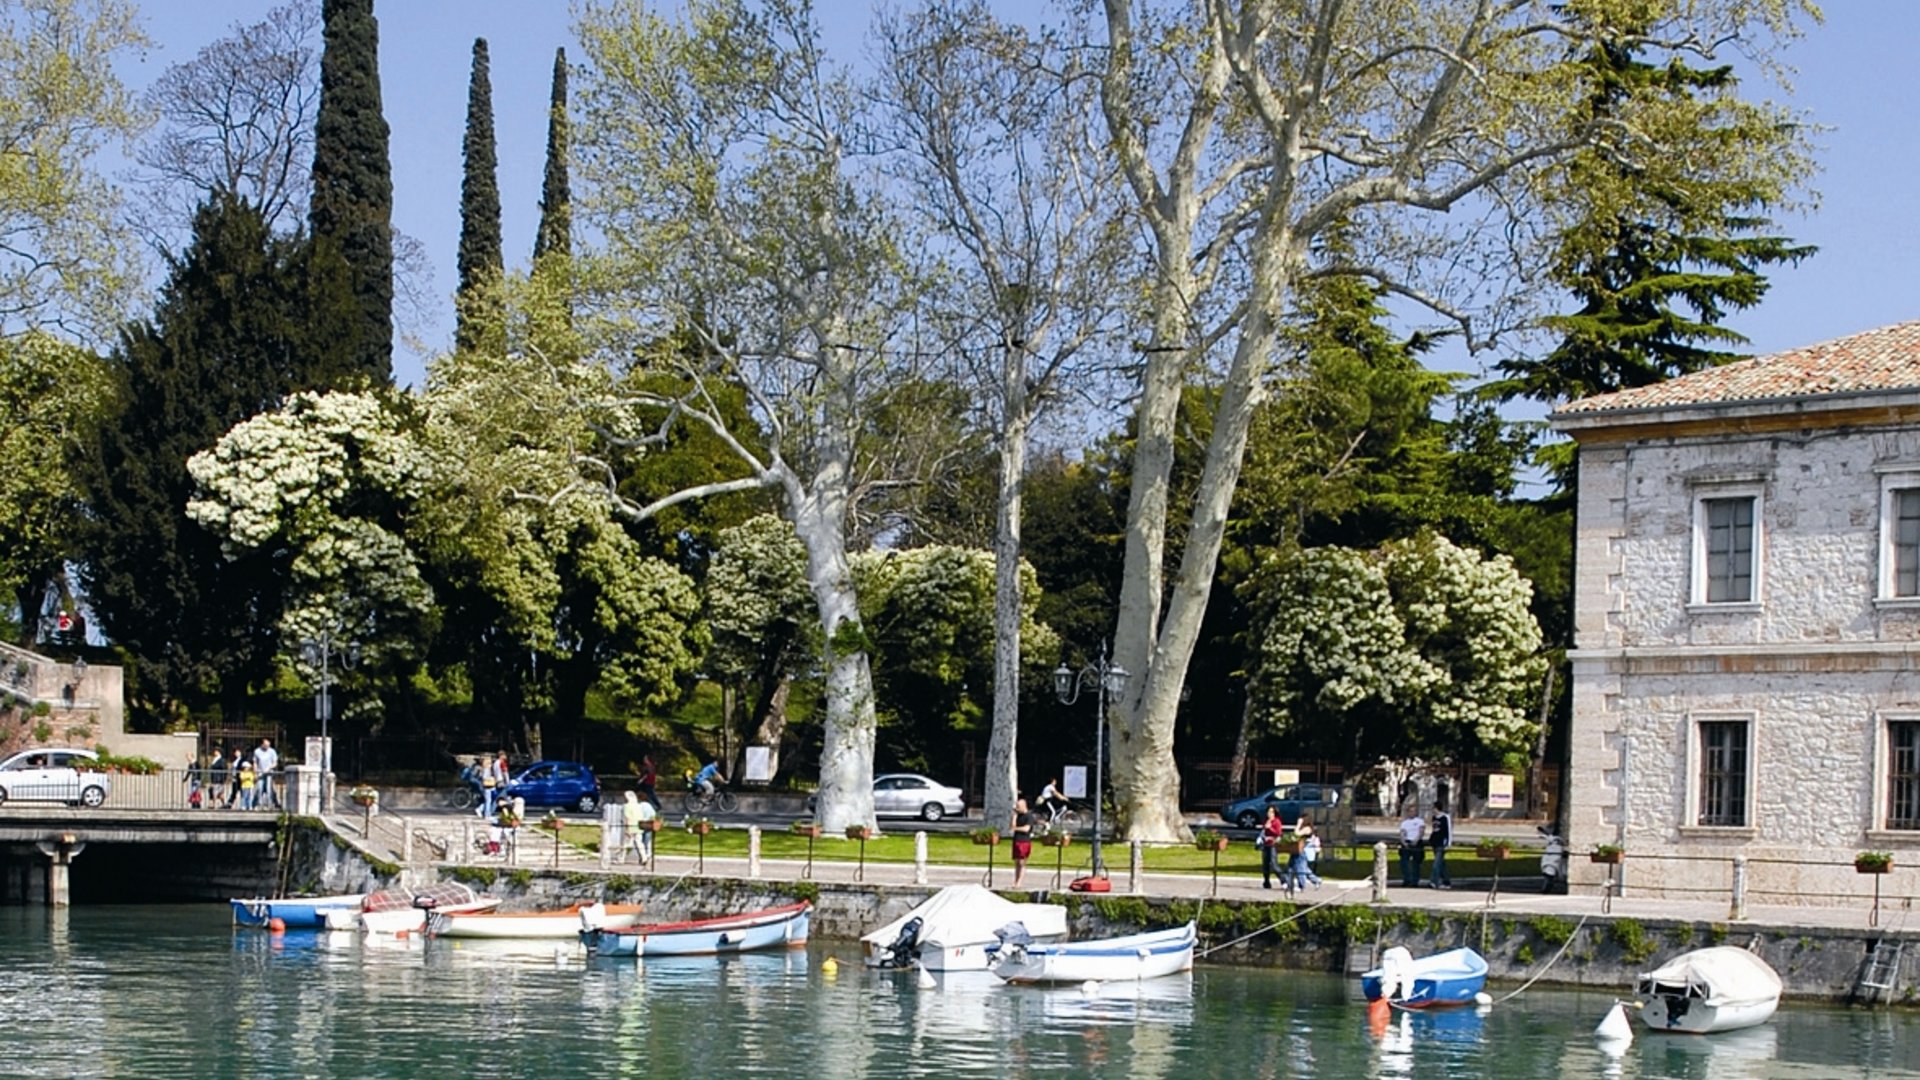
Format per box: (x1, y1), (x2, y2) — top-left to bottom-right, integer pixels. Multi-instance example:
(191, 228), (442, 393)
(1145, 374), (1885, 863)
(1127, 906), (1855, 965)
(1552, 322), (1920, 904)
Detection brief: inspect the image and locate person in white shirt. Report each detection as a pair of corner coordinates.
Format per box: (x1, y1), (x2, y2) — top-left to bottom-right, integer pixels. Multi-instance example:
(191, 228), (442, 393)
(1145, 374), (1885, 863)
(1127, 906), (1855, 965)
(252, 738), (280, 809)
(1397, 806), (1426, 887)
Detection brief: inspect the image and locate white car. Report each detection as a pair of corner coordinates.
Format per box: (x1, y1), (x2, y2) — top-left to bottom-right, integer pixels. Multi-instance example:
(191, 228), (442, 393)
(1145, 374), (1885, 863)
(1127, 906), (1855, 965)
(0, 747), (111, 807)
(807, 773), (968, 822)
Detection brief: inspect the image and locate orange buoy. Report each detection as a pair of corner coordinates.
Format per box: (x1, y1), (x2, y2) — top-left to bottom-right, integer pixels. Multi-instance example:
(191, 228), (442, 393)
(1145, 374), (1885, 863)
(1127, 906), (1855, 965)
(395, 929), (409, 939)
(267, 917), (287, 933)
(1366, 997), (1391, 1037)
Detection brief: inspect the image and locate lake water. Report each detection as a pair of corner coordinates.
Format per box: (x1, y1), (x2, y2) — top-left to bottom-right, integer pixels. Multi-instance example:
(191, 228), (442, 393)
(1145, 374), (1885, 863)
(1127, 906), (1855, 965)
(2, 905), (1915, 1078)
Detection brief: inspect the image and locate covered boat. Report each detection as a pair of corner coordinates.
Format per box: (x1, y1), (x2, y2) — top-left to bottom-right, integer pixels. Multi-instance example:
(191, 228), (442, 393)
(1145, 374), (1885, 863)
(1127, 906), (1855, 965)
(987, 922), (1195, 984)
(1636, 946), (1782, 1033)
(230, 892), (364, 929)
(429, 901), (646, 939)
(862, 885), (1070, 971)
(1361, 946), (1488, 1008)
(338, 882), (499, 934)
(582, 901), (811, 958)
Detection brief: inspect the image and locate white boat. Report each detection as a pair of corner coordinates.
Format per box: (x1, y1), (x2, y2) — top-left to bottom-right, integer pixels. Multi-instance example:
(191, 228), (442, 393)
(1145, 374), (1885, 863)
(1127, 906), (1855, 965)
(1636, 946), (1782, 1033)
(987, 922), (1195, 984)
(1361, 946), (1489, 1008)
(862, 885), (1071, 972)
(333, 882), (500, 934)
(429, 901), (646, 939)
(582, 901), (811, 958)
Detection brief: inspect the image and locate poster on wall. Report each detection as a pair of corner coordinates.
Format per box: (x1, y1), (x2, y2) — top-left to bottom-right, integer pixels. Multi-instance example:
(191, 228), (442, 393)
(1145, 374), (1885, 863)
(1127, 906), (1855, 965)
(1063, 766), (1088, 799)
(743, 746), (773, 784)
(1272, 768), (1300, 787)
(1487, 773), (1514, 810)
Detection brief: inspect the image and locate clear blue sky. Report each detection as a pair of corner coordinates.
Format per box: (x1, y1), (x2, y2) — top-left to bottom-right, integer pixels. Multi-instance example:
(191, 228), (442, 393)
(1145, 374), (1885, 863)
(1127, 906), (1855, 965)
(122, 2), (1918, 387)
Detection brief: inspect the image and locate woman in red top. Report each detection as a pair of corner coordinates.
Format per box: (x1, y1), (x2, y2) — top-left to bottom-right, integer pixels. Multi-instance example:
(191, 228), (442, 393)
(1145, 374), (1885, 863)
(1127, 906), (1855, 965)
(1260, 805), (1287, 889)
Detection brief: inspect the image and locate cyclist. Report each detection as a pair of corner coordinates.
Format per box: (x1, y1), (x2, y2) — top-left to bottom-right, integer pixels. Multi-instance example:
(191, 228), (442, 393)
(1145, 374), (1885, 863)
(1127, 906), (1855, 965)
(691, 759), (727, 798)
(1037, 778), (1069, 824)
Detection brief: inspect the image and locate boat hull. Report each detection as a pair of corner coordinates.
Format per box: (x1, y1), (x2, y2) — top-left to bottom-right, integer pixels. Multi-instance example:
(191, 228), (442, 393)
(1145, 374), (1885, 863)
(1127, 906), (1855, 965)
(584, 902), (811, 958)
(363, 899), (499, 935)
(1640, 994), (1779, 1034)
(431, 903), (645, 939)
(988, 922), (1196, 984)
(230, 894), (365, 929)
(1361, 947), (1488, 1008)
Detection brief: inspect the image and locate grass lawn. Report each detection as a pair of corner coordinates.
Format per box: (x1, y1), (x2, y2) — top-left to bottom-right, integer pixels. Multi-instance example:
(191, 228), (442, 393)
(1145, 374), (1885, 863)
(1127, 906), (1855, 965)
(544, 822), (1542, 881)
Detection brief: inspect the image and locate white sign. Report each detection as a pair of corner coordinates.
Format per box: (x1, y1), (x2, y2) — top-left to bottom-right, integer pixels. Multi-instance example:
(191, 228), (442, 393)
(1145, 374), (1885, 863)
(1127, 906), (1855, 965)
(305, 736), (332, 774)
(1062, 766), (1088, 799)
(743, 746), (773, 784)
(1272, 768), (1300, 787)
(1487, 773), (1514, 809)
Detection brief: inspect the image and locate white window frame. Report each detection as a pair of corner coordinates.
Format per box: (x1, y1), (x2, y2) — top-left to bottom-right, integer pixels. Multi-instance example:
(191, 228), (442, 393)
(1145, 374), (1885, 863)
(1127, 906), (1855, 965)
(1877, 469), (1920, 603)
(1681, 710), (1756, 834)
(1871, 711), (1920, 836)
(1690, 485), (1764, 608)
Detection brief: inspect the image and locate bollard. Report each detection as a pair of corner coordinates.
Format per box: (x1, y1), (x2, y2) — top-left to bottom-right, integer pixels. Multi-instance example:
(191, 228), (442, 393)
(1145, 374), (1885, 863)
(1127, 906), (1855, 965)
(1729, 854), (1748, 921)
(1130, 840), (1144, 895)
(748, 825), (762, 878)
(914, 831), (928, 885)
(599, 817), (612, 871)
(1372, 841), (1389, 902)
(463, 820), (474, 864)
(402, 824), (414, 866)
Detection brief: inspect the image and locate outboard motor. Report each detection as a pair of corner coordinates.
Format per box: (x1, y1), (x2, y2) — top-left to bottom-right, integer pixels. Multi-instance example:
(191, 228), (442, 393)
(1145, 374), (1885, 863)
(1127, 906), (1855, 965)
(992, 921), (1034, 949)
(876, 916), (924, 968)
(1539, 826), (1567, 894)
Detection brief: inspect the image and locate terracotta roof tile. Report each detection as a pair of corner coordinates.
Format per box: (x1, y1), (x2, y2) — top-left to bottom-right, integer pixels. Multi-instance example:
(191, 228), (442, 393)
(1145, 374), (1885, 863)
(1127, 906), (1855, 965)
(1553, 320), (1920, 416)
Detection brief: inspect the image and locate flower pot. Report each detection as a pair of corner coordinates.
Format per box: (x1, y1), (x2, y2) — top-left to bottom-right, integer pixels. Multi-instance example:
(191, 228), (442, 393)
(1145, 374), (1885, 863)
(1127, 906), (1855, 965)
(1590, 851), (1624, 865)
(1041, 833), (1070, 848)
(1197, 837), (1229, 852)
(1274, 840), (1304, 855)
(790, 824), (821, 838)
(846, 827), (873, 841)
(638, 819), (662, 832)
(972, 833), (999, 846)
(691, 822), (713, 836)
(1478, 846), (1512, 861)
(1856, 859), (1892, 874)
(350, 794), (377, 808)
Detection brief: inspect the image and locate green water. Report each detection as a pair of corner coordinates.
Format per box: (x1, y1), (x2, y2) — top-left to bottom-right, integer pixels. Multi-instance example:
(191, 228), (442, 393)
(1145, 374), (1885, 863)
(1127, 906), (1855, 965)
(1, 906), (1914, 1078)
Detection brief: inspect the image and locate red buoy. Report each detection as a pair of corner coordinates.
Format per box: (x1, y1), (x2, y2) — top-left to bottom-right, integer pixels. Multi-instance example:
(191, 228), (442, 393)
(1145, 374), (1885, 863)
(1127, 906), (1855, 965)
(268, 917), (287, 933)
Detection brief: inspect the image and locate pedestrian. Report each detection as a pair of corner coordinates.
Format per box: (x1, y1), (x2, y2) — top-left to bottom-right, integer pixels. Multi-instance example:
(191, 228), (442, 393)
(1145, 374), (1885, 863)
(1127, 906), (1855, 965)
(479, 753), (500, 819)
(1428, 806), (1453, 889)
(185, 752), (205, 808)
(237, 757), (258, 810)
(1290, 814), (1321, 890)
(1259, 805), (1286, 889)
(1397, 805), (1426, 887)
(226, 746), (246, 808)
(623, 790), (657, 865)
(252, 738), (280, 809)
(637, 755), (659, 809)
(1010, 797), (1034, 887)
(208, 748), (229, 809)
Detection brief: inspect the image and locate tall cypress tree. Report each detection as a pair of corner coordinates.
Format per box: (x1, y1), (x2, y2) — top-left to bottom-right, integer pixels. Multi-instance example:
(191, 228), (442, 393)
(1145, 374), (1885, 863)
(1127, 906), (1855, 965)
(455, 37), (503, 355)
(533, 47), (570, 262)
(308, 0), (394, 382)
(82, 193), (317, 726)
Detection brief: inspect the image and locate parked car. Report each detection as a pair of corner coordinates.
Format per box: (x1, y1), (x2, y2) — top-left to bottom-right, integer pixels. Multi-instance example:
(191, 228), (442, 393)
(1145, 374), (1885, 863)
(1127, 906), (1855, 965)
(806, 773), (967, 822)
(0, 747), (111, 807)
(502, 760), (602, 813)
(1219, 782), (1340, 829)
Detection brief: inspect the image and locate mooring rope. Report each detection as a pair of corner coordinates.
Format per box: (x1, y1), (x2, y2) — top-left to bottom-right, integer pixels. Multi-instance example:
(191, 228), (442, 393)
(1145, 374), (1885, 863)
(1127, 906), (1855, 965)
(1196, 887), (1348, 958)
(1488, 911), (1592, 1004)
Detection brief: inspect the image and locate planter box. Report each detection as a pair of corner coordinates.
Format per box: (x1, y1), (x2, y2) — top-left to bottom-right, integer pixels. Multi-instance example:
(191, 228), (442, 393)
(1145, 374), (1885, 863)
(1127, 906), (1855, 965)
(971, 833), (1000, 846)
(350, 795), (377, 808)
(637, 819), (662, 832)
(1040, 833), (1071, 847)
(690, 822), (713, 836)
(1856, 859), (1892, 874)
(1274, 840), (1304, 855)
(845, 827), (874, 841)
(1590, 851), (1624, 865)
(1477, 846), (1512, 861)
(790, 824), (821, 838)
(1196, 837), (1229, 852)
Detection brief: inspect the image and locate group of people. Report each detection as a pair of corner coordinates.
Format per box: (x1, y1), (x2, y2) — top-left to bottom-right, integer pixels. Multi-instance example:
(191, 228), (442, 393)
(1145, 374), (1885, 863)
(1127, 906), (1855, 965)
(1258, 807), (1323, 891)
(463, 750), (511, 819)
(1396, 804), (1455, 888)
(187, 738), (281, 810)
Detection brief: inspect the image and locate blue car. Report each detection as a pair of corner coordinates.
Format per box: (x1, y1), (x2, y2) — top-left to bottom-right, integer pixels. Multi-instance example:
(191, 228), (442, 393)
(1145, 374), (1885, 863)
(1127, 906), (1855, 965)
(1219, 782), (1341, 829)
(502, 760), (603, 813)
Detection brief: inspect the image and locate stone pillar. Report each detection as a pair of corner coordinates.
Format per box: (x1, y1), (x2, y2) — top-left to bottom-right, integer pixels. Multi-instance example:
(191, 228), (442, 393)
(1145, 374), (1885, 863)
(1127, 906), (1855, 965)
(748, 826), (762, 878)
(1372, 841), (1389, 902)
(35, 835), (86, 908)
(913, 832), (928, 885)
(1729, 855), (1749, 921)
(402, 823), (414, 866)
(463, 820), (474, 864)
(1130, 841), (1144, 895)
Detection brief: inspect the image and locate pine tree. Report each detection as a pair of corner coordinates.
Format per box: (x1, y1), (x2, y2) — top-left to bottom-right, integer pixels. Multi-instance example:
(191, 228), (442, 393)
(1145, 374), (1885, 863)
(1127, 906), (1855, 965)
(456, 37), (503, 355)
(308, 0), (394, 381)
(533, 47), (570, 262)
(82, 193), (321, 725)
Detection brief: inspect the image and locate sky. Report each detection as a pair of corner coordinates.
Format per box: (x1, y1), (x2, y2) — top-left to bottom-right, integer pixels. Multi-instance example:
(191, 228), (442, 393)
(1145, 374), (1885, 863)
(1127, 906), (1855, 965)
(117, 2), (1920, 390)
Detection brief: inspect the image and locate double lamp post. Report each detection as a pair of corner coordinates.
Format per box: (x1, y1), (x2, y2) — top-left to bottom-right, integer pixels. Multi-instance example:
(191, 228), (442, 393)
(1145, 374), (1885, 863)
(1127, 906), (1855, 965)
(1052, 643), (1129, 879)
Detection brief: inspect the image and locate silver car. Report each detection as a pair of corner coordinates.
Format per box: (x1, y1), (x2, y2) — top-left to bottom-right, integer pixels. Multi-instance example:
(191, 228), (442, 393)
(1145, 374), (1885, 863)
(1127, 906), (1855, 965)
(872, 773), (965, 822)
(0, 747), (111, 807)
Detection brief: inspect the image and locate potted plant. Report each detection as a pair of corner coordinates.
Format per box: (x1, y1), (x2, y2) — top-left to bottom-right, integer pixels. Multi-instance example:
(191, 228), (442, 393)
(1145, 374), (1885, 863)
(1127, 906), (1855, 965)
(846, 823), (875, 842)
(348, 785), (378, 808)
(969, 826), (1000, 846)
(1855, 850), (1894, 874)
(1039, 827), (1071, 847)
(1590, 843), (1625, 865)
(789, 820), (822, 838)
(636, 816), (662, 832)
(687, 816), (714, 836)
(1274, 832), (1306, 855)
(541, 811), (566, 835)
(1475, 838), (1513, 861)
(1194, 828), (1229, 852)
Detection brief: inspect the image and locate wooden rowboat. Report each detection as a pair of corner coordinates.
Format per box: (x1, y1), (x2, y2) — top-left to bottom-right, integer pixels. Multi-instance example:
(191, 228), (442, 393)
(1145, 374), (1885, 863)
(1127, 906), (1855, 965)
(430, 901), (646, 939)
(987, 922), (1196, 984)
(581, 901), (811, 958)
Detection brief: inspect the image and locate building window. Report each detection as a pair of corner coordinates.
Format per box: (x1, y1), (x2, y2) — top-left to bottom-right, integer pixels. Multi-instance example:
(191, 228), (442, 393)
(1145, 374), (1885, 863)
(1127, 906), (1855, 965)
(1701, 497), (1755, 603)
(1890, 720), (1920, 830)
(1696, 719), (1750, 827)
(1890, 489), (1920, 597)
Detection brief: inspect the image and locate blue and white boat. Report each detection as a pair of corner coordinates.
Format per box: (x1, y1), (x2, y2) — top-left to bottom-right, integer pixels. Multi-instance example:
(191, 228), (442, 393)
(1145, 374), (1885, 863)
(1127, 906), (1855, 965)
(987, 922), (1196, 984)
(581, 901), (811, 958)
(230, 892), (366, 929)
(1361, 946), (1488, 1008)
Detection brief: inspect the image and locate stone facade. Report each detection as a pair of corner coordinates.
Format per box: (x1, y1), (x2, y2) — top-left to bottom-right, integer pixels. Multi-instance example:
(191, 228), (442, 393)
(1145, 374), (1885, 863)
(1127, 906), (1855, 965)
(1555, 324), (1920, 906)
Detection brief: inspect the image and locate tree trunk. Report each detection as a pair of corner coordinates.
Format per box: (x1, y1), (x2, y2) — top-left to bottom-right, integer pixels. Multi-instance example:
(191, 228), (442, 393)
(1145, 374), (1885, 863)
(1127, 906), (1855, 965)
(790, 479), (877, 832)
(749, 675), (792, 780)
(1226, 694), (1256, 794)
(983, 351), (1030, 828)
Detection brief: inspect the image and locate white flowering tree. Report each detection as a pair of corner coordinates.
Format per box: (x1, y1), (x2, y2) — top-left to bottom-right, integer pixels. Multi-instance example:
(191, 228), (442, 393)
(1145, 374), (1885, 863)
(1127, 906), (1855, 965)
(1247, 532), (1544, 772)
(186, 391), (433, 706)
(704, 514), (815, 779)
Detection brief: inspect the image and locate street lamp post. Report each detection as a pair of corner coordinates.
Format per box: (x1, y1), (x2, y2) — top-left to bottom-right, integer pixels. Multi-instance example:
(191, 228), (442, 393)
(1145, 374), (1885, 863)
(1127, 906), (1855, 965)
(301, 633), (360, 797)
(1053, 642), (1129, 879)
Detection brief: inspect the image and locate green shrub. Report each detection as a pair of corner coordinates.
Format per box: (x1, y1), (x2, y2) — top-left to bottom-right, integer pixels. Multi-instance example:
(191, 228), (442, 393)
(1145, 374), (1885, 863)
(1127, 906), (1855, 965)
(1610, 918), (1657, 963)
(507, 869), (534, 889)
(451, 866), (497, 888)
(1529, 915), (1576, 944)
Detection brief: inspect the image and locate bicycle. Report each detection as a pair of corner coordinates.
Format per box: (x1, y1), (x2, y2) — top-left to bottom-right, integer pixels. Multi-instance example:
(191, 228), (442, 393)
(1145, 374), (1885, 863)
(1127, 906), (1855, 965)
(1038, 799), (1081, 833)
(446, 783), (480, 811)
(682, 781), (738, 815)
